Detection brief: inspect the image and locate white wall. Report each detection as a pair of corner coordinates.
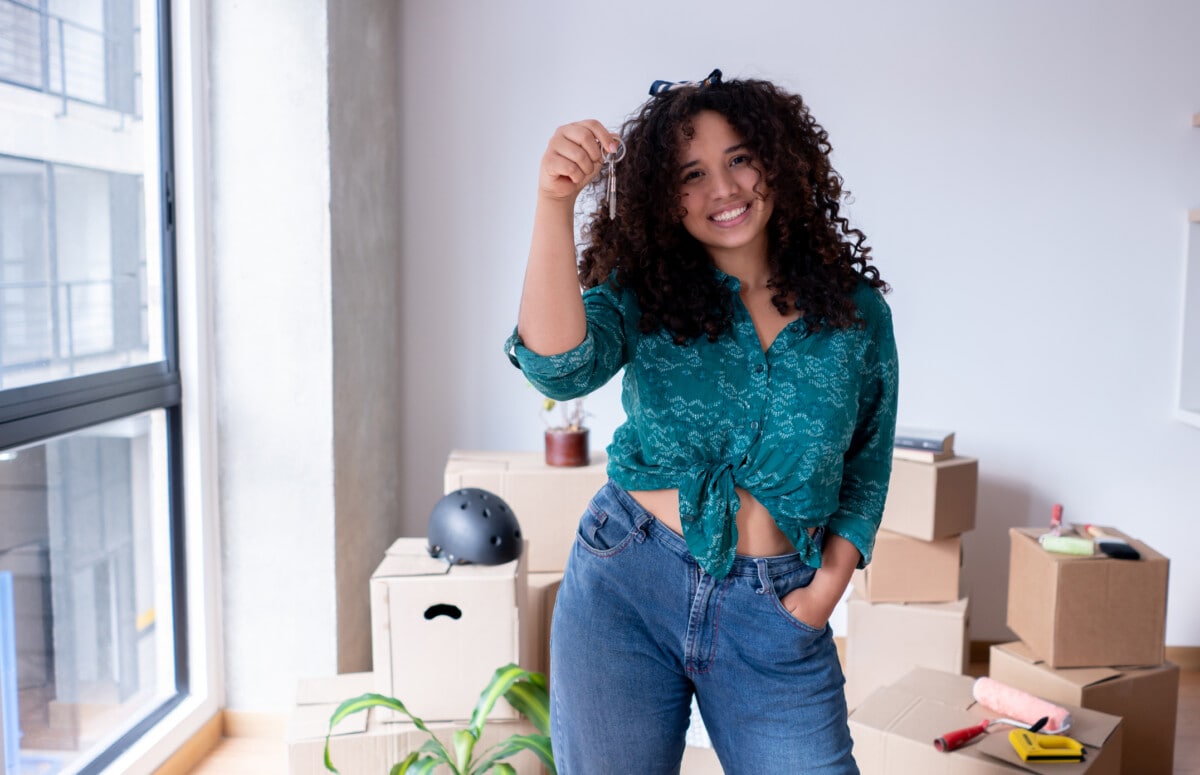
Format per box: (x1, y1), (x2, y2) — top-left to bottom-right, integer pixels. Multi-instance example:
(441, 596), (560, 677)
(210, 0), (337, 708)
(396, 0), (1200, 647)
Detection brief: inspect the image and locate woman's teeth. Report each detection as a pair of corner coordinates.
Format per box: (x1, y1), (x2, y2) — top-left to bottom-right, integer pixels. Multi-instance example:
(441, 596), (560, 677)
(711, 205), (748, 223)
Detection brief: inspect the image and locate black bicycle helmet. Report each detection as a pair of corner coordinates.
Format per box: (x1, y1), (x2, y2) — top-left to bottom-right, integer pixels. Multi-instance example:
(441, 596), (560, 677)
(427, 488), (524, 565)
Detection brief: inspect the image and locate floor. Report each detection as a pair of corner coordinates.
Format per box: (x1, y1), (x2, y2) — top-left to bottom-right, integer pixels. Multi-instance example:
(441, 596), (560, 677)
(188, 736), (287, 775)
(187, 662), (1199, 774)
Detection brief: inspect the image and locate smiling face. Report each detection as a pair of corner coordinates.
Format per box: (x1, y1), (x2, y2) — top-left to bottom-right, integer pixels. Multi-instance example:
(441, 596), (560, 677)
(676, 110), (774, 264)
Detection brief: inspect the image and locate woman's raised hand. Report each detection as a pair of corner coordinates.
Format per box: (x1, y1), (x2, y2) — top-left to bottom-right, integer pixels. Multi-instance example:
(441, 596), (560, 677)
(538, 119), (621, 202)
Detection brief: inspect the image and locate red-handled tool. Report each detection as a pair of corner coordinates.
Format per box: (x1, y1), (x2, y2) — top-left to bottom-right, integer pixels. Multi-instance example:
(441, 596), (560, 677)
(934, 720), (991, 752)
(934, 716), (1048, 752)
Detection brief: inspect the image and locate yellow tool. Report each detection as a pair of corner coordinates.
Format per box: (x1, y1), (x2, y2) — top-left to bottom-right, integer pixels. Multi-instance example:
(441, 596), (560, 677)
(1008, 729), (1086, 762)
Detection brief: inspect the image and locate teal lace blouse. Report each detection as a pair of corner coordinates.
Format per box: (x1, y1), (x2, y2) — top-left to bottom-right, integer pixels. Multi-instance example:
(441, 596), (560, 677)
(506, 271), (898, 579)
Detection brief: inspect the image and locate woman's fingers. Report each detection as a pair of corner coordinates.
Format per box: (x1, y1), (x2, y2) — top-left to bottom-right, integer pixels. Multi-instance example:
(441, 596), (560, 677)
(564, 119), (619, 159)
(539, 119), (621, 200)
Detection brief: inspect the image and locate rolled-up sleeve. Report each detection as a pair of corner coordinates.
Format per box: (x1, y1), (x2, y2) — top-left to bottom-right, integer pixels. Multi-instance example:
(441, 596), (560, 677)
(826, 289), (899, 568)
(504, 282), (629, 400)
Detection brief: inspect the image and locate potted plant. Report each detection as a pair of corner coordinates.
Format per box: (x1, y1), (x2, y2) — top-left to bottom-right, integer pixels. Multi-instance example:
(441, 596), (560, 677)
(541, 396), (589, 467)
(323, 663), (555, 774)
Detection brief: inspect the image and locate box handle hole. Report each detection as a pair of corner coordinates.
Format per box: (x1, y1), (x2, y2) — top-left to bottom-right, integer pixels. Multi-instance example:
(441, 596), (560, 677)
(424, 603), (462, 621)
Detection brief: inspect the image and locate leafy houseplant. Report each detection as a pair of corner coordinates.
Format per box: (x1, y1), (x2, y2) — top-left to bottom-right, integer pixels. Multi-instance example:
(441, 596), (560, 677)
(541, 397), (589, 467)
(323, 664), (555, 775)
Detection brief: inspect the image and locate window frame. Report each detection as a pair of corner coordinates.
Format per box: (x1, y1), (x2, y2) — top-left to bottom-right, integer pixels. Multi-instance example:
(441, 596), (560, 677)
(0, 1), (211, 772)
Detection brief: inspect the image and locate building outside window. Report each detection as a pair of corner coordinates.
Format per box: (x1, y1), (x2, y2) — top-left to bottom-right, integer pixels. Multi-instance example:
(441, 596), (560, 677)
(0, 1), (185, 773)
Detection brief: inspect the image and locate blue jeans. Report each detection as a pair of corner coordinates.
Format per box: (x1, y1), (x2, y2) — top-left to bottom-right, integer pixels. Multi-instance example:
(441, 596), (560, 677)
(549, 481), (858, 774)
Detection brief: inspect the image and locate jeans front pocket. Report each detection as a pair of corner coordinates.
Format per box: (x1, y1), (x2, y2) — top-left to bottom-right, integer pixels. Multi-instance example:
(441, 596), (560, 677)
(764, 563), (826, 634)
(574, 486), (646, 560)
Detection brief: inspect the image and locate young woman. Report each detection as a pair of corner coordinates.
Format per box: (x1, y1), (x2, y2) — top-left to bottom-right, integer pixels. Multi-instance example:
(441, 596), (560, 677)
(506, 69), (897, 774)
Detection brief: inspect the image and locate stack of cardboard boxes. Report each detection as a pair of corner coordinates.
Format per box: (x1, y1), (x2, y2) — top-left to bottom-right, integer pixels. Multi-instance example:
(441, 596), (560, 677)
(996, 526), (1178, 774)
(844, 454), (979, 709)
(284, 450), (609, 775)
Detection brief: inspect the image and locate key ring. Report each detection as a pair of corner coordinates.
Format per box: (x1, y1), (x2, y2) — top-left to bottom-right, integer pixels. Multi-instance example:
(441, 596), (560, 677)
(602, 137), (625, 220)
(603, 138), (626, 165)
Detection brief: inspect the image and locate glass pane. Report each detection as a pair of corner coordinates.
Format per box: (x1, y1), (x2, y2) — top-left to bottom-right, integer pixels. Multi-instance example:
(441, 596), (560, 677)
(0, 158), (159, 389)
(0, 410), (176, 772)
(0, 156), (52, 372)
(0, 0), (163, 391)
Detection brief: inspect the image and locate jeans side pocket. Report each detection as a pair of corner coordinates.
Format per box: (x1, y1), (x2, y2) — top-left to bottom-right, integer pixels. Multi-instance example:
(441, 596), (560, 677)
(765, 566), (826, 634)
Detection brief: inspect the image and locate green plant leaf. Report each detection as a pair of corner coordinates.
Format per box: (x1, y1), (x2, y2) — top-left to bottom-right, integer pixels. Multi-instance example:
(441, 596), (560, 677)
(390, 752), (419, 775)
(407, 756), (447, 775)
(453, 728), (479, 770)
(468, 664), (544, 738)
(471, 733), (556, 775)
(324, 693), (436, 773)
(417, 736), (453, 764)
(326, 669), (555, 775)
(320, 692), (467, 773)
(503, 678), (550, 736)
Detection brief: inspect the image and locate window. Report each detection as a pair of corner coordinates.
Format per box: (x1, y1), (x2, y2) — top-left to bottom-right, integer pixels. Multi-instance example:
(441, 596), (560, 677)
(0, 1), (184, 772)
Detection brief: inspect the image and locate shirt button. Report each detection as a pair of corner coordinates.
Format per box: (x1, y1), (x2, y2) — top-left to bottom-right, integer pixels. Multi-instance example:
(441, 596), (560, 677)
(750, 421), (760, 430)
(755, 364), (765, 374)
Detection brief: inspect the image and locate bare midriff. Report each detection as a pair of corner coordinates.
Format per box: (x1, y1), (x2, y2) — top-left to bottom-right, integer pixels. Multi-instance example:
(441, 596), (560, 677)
(628, 487), (800, 557)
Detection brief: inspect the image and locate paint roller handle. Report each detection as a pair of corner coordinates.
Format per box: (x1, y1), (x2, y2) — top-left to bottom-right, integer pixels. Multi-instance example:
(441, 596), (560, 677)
(934, 719), (990, 752)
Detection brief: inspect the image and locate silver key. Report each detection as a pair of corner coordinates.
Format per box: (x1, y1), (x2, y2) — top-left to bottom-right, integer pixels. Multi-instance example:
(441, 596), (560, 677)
(603, 138), (626, 220)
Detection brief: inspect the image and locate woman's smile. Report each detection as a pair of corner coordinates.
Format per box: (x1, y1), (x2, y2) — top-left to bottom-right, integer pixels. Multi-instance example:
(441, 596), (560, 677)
(710, 203), (750, 224)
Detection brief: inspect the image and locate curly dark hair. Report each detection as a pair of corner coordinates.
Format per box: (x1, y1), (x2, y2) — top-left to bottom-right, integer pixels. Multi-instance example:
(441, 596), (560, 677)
(578, 75), (888, 344)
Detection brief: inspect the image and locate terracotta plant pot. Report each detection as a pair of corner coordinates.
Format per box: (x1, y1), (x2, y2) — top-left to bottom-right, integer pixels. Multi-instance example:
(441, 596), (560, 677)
(544, 428), (589, 467)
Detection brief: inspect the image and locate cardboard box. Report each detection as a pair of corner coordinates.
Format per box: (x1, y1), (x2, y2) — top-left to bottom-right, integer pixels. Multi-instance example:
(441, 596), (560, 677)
(989, 641), (1179, 775)
(880, 456), (977, 540)
(371, 538), (527, 721)
(445, 450), (609, 573)
(1006, 527), (1169, 668)
(295, 671), (376, 706)
(845, 593), (968, 710)
(523, 572), (562, 678)
(853, 530), (962, 603)
(849, 667), (1123, 775)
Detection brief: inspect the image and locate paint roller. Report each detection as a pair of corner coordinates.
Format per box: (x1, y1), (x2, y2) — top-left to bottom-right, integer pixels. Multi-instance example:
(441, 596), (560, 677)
(933, 677), (1072, 752)
(973, 677), (1072, 734)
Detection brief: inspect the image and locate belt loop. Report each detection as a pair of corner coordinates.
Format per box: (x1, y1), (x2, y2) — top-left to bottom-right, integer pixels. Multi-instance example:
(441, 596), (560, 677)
(633, 511), (653, 542)
(754, 558), (770, 595)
